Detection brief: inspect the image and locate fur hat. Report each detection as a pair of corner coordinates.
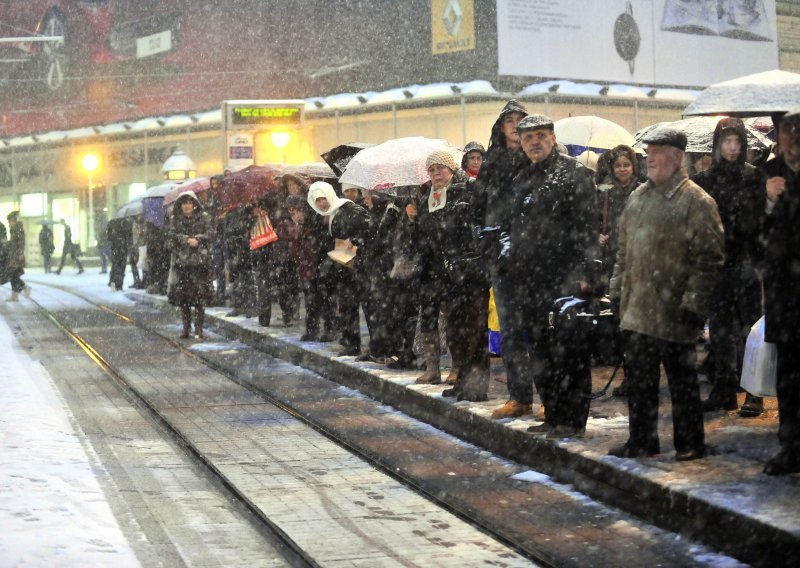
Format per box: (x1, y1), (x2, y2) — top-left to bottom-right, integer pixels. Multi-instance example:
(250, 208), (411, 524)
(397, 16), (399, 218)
(425, 149), (460, 172)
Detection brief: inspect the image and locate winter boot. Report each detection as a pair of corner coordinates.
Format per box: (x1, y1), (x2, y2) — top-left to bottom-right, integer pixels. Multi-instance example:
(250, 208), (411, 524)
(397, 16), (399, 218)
(702, 384), (739, 412)
(739, 393), (764, 417)
(442, 362), (489, 401)
(414, 332), (442, 384)
(195, 307), (205, 339)
(180, 307), (192, 339)
(9, 291), (19, 302)
(444, 365), (461, 385)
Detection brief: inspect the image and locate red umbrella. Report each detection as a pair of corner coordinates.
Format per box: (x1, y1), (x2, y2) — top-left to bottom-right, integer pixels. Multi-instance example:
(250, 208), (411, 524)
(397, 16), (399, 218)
(163, 177), (212, 206)
(214, 165), (281, 211)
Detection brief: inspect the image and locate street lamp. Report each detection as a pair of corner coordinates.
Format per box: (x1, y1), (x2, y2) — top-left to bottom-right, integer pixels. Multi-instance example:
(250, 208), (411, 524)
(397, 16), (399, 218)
(271, 131), (290, 163)
(161, 145), (197, 181)
(82, 153), (99, 249)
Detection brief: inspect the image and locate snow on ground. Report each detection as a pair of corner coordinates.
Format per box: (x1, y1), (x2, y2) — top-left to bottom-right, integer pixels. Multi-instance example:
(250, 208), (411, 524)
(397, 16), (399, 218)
(0, 309), (140, 567)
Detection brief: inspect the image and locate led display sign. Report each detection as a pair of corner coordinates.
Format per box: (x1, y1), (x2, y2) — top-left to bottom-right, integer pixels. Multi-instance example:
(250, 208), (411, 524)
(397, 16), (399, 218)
(223, 101), (305, 130)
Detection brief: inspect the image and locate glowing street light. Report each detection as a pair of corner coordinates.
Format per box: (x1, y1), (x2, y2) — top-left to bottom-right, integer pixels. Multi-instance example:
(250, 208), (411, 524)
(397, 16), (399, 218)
(271, 131), (291, 148)
(271, 131), (291, 164)
(82, 153), (99, 248)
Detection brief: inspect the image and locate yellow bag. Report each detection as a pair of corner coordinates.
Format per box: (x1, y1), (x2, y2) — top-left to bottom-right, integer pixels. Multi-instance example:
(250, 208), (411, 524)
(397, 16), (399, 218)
(488, 288), (500, 332)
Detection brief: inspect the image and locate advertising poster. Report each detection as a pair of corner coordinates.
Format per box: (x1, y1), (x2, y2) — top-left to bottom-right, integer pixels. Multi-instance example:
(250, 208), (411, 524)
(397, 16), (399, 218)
(226, 132), (254, 170)
(496, 0), (779, 87)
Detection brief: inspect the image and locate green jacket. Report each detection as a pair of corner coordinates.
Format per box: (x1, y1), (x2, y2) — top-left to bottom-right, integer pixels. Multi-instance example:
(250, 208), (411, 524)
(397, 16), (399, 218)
(609, 168), (724, 344)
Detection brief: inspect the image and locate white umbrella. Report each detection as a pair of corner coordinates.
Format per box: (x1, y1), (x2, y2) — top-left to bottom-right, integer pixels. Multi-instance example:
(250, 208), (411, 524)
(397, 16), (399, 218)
(115, 197), (144, 219)
(143, 182), (180, 199)
(683, 69), (800, 117)
(554, 116), (635, 154)
(634, 116), (772, 154)
(339, 136), (462, 191)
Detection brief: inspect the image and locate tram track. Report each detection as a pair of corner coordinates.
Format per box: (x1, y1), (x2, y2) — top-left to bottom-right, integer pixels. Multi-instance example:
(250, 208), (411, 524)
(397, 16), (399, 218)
(11, 278), (742, 567)
(22, 281), (554, 567)
(28, 286), (319, 568)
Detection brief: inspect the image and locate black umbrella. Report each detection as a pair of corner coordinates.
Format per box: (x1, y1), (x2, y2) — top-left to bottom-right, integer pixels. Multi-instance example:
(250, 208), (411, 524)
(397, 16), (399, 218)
(321, 142), (374, 177)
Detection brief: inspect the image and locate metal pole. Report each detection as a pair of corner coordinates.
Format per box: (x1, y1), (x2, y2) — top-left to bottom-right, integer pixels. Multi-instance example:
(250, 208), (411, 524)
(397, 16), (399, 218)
(87, 171), (94, 250)
(461, 95), (466, 145)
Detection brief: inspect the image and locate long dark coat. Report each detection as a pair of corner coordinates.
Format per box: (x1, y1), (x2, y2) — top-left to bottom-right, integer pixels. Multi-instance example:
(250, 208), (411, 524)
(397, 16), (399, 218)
(416, 171), (486, 299)
(764, 173), (800, 343)
(692, 118), (765, 269)
(596, 177), (639, 282)
(7, 220), (25, 272)
(39, 226), (55, 256)
(0, 223), (8, 284)
(506, 149), (599, 319)
(471, 100), (528, 270)
(167, 197), (214, 307)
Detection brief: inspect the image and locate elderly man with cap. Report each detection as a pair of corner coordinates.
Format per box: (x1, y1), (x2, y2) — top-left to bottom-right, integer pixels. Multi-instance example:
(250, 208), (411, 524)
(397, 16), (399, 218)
(762, 108), (800, 474)
(608, 126), (724, 461)
(492, 114), (599, 438)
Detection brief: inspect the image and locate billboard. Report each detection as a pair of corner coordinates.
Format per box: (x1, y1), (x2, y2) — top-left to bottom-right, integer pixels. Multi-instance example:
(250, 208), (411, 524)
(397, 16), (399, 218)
(0, 0), (499, 139)
(496, 0), (779, 87)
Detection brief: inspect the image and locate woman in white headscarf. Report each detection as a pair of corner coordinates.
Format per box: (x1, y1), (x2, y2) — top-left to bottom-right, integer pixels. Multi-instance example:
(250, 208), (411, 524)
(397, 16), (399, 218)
(307, 181), (370, 356)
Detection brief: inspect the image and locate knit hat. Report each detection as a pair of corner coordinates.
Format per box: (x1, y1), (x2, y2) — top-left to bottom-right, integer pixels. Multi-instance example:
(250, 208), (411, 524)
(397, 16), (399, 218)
(426, 149), (460, 172)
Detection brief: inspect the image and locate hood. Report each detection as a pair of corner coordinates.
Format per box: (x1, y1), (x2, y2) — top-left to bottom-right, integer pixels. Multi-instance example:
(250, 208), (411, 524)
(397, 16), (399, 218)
(307, 181), (351, 217)
(712, 117), (748, 166)
(461, 141), (486, 170)
(172, 190), (202, 215)
(487, 99), (529, 153)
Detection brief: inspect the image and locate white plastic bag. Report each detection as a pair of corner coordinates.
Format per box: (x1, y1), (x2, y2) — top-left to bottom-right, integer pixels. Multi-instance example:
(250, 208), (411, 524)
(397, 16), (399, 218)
(740, 316), (777, 397)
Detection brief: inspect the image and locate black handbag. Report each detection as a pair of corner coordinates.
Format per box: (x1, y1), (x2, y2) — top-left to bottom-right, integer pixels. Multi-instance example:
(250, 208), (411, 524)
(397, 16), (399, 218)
(549, 295), (619, 366)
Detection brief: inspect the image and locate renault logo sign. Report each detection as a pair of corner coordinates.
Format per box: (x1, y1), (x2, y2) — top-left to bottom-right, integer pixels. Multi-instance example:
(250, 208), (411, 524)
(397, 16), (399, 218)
(432, 0), (475, 55)
(442, 0), (463, 36)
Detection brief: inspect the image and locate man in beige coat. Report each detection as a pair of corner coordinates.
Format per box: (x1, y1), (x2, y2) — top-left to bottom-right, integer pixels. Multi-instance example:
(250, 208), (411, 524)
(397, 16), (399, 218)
(608, 126), (724, 461)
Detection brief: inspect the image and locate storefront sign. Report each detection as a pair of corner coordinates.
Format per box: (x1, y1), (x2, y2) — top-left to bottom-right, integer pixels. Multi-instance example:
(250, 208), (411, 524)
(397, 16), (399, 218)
(432, 0), (475, 55)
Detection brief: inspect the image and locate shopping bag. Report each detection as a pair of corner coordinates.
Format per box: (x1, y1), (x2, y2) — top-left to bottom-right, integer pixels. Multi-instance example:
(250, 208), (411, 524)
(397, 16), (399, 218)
(249, 213), (278, 250)
(740, 316), (777, 397)
(488, 287), (502, 356)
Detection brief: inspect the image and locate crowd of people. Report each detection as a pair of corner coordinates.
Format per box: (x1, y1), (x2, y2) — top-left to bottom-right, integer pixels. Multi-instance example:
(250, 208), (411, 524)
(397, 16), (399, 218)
(88, 101), (800, 476)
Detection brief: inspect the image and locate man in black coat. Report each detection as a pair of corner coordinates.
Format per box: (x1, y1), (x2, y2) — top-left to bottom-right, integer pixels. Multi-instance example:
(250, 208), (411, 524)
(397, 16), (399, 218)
(106, 217), (130, 291)
(692, 118), (765, 413)
(38, 224), (55, 273)
(55, 221), (84, 275)
(495, 115), (599, 438)
(762, 108), (800, 475)
(470, 100), (532, 418)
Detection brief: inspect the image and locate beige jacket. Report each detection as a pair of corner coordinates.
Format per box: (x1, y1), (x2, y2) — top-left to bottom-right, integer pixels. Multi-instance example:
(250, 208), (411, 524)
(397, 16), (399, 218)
(609, 168), (724, 344)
